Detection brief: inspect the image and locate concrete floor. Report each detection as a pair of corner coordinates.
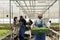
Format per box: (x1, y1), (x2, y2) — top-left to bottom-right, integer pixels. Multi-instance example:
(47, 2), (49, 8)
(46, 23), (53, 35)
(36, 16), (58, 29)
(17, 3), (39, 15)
(2, 36), (51, 40)
(25, 31), (52, 40)
(46, 36), (51, 40)
(0, 31), (51, 40)
(31, 36), (51, 40)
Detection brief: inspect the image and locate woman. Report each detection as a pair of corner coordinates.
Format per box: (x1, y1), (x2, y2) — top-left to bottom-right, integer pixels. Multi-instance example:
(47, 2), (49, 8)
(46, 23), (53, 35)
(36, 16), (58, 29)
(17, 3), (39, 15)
(13, 17), (18, 27)
(13, 17), (18, 34)
(13, 17), (19, 40)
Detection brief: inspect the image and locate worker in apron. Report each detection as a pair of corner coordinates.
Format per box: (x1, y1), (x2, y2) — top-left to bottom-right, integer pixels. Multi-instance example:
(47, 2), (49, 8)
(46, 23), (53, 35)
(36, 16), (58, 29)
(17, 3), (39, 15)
(34, 19), (45, 40)
(31, 12), (48, 40)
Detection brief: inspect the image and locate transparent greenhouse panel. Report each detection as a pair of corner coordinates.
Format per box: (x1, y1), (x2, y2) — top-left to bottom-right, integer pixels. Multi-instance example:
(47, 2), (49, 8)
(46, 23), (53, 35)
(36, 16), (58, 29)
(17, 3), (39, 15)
(0, 0), (59, 40)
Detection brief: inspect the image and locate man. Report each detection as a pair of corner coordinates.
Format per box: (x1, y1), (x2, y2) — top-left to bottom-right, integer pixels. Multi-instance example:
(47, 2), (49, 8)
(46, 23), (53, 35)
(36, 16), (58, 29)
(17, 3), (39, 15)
(31, 12), (48, 40)
(19, 16), (26, 40)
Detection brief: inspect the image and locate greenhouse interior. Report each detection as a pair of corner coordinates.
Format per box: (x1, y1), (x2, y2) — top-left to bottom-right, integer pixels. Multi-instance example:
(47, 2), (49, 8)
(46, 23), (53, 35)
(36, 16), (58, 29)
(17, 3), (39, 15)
(0, 0), (60, 40)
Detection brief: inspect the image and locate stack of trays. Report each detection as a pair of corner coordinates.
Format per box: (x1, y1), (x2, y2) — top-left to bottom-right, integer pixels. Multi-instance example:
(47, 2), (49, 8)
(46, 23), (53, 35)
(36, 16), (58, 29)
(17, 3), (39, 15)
(32, 27), (50, 35)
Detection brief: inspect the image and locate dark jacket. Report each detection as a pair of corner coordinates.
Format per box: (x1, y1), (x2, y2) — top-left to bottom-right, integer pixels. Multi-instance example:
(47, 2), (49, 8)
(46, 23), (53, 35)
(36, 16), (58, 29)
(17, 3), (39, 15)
(19, 19), (26, 26)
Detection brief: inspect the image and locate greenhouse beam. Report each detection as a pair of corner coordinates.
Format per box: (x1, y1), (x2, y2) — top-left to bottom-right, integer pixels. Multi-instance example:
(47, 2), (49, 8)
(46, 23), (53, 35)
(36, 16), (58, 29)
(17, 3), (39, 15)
(59, 0), (60, 28)
(16, 0), (29, 14)
(29, 0), (32, 13)
(44, 0), (57, 13)
(12, 0), (54, 1)
(16, 5), (50, 7)
(9, 0), (12, 26)
(23, 0), (30, 13)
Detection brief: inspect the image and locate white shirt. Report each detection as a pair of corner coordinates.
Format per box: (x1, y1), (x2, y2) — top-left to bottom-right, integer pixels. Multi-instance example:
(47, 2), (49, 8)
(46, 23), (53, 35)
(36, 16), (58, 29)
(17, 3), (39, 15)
(47, 22), (51, 28)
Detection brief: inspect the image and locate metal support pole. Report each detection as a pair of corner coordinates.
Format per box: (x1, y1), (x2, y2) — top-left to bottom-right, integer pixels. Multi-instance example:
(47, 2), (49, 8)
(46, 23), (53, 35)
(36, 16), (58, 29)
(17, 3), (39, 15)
(12, 5), (13, 19)
(3, 8), (4, 24)
(48, 10), (50, 20)
(58, 0), (60, 40)
(19, 7), (20, 17)
(9, 0), (11, 26)
(59, 0), (60, 28)
(32, 0), (33, 13)
(58, 1), (60, 39)
(29, 0), (32, 14)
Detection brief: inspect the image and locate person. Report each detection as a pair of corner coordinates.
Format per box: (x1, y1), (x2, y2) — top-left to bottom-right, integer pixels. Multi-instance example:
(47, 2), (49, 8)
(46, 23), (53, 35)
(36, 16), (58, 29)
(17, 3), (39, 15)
(13, 17), (19, 40)
(13, 17), (18, 27)
(29, 19), (33, 25)
(28, 19), (33, 38)
(19, 16), (26, 40)
(13, 17), (18, 34)
(31, 12), (48, 40)
(47, 21), (51, 28)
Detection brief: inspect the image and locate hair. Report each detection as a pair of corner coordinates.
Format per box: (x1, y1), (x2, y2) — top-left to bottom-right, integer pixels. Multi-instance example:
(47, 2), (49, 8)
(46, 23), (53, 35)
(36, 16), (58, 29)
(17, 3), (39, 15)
(14, 17), (17, 21)
(20, 16), (23, 19)
(49, 21), (51, 23)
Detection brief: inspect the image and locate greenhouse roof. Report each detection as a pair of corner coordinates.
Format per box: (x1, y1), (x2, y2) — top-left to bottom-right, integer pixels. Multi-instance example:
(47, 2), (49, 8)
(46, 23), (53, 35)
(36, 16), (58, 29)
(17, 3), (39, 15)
(0, 0), (57, 14)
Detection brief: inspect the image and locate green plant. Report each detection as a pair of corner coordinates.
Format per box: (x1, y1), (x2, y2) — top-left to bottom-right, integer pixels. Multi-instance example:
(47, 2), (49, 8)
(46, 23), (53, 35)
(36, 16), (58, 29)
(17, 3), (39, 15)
(0, 30), (10, 36)
(32, 27), (50, 35)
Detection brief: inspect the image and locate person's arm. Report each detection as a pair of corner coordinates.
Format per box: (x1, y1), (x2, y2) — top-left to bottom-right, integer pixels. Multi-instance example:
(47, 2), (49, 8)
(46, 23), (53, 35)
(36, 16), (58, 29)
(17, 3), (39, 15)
(31, 20), (37, 29)
(46, 22), (51, 28)
(24, 19), (26, 25)
(31, 22), (36, 29)
(16, 22), (20, 26)
(45, 24), (48, 28)
(31, 24), (35, 29)
(31, 21), (33, 24)
(13, 21), (16, 26)
(43, 19), (48, 28)
(44, 21), (50, 28)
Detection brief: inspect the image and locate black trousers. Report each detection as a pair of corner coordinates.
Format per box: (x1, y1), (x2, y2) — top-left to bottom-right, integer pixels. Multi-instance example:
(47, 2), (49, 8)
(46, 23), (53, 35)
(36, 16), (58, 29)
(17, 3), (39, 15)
(19, 35), (24, 40)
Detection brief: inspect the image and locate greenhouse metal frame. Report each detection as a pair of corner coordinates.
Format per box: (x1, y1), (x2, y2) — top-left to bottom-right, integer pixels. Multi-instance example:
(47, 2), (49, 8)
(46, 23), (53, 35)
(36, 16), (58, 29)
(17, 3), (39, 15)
(0, 0), (60, 40)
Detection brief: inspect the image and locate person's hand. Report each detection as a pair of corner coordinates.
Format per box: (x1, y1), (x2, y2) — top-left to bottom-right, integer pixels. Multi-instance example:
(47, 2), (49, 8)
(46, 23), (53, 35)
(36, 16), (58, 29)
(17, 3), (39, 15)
(31, 24), (35, 29)
(45, 24), (50, 28)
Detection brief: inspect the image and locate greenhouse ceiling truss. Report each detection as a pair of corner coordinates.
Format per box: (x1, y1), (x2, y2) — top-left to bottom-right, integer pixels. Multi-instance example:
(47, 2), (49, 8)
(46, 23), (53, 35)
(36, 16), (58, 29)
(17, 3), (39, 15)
(0, 0), (58, 25)
(12, 0), (57, 14)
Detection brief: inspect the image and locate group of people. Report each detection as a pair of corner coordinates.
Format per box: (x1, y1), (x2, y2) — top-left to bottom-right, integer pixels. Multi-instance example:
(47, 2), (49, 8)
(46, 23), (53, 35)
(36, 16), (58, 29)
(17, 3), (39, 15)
(13, 16), (33, 40)
(13, 12), (51, 40)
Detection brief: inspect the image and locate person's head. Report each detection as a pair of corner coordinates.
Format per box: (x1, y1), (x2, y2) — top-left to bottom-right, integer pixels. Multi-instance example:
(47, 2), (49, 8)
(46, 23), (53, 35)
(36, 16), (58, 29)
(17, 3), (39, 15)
(29, 19), (31, 21)
(20, 16), (23, 19)
(38, 12), (43, 19)
(49, 21), (51, 23)
(14, 17), (17, 21)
